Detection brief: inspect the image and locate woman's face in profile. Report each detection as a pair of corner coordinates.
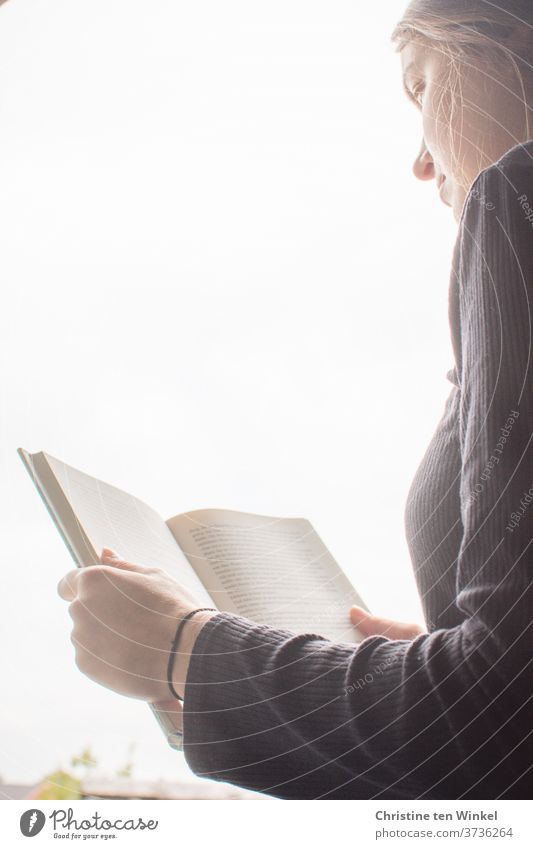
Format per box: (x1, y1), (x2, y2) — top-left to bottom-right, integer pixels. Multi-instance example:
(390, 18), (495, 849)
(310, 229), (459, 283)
(401, 39), (530, 221)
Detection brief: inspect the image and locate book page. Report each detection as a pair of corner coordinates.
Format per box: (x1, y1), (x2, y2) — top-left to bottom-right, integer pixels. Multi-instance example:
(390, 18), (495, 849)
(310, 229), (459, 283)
(38, 452), (213, 606)
(166, 509), (367, 643)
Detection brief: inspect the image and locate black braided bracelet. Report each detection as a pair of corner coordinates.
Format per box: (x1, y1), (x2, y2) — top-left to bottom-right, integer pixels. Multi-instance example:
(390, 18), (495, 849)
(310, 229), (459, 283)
(166, 607), (216, 701)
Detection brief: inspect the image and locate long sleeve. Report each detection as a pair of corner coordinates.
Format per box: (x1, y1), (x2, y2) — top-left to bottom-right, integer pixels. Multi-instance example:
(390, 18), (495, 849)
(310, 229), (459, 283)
(183, 145), (533, 800)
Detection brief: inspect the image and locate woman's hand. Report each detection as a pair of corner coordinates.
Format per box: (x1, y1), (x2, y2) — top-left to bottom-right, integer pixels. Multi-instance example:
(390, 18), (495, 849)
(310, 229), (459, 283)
(350, 605), (425, 641)
(57, 548), (216, 702)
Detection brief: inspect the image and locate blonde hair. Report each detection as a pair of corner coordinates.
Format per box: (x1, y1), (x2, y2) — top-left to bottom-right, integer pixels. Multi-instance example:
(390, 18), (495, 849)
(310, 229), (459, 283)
(392, 1), (533, 177)
(392, 1), (533, 68)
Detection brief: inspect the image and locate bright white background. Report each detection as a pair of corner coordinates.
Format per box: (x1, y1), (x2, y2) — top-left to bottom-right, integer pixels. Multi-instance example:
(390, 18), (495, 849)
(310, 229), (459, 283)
(0, 0), (458, 788)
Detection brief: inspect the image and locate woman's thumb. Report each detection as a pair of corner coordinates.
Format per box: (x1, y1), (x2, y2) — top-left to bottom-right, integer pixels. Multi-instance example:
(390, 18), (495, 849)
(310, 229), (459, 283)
(99, 548), (144, 572)
(350, 605), (424, 639)
(349, 605), (376, 635)
(101, 547), (120, 561)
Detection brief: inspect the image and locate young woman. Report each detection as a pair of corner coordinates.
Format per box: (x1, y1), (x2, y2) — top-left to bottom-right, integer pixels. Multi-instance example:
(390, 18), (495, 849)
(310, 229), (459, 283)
(58, 1), (533, 799)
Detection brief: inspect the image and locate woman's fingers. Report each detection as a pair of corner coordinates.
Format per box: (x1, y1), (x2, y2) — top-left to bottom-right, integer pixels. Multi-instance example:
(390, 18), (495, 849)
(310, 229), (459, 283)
(350, 605), (424, 640)
(100, 548), (153, 573)
(57, 553), (146, 602)
(57, 570), (81, 601)
(101, 548), (142, 570)
(56, 551), (204, 702)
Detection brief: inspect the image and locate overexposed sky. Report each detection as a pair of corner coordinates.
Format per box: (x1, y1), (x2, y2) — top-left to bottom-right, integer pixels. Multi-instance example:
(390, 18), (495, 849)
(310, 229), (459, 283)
(0, 0), (458, 786)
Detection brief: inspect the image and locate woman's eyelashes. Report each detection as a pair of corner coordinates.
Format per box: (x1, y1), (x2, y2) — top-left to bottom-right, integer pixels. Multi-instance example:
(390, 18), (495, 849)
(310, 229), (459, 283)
(405, 79), (426, 108)
(411, 83), (425, 107)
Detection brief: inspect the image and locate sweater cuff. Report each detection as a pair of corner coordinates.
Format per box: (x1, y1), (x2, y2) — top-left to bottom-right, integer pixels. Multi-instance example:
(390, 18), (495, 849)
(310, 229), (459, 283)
(181, 611), (325, 780)
(183, 610), (306, 698)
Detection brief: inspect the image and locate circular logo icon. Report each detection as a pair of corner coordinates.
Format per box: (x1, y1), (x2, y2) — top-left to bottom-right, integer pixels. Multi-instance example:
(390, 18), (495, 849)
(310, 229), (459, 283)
(20, 809), (46, 837)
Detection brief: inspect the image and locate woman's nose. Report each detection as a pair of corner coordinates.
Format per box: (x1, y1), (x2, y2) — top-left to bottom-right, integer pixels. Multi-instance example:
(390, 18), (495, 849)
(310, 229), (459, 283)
(413, 139), (435, 181)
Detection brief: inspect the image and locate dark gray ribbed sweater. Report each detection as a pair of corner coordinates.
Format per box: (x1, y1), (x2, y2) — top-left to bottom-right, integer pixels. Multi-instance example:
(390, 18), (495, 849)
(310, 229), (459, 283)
(183, 141), (533, 799)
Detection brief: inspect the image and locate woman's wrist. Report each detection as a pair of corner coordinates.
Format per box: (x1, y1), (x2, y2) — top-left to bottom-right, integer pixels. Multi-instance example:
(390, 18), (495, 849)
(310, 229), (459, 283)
(171, 609), (218, 699)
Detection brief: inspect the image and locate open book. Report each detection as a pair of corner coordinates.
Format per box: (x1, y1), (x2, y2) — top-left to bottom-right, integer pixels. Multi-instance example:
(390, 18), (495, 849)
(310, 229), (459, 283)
(19, 448), (367, 642)
(19, 448), (368, 747)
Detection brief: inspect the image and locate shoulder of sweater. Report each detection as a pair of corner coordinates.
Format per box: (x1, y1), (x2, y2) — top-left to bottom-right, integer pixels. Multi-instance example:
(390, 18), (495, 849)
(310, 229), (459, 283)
(477, 141), (533, 190)
(493, 140), (533, 172)
(458, 141), (533, 233)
